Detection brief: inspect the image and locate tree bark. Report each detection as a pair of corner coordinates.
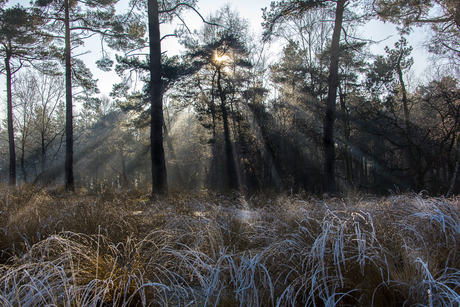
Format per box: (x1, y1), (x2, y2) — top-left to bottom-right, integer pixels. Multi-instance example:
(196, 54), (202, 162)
(119, 146), (128, 187)
(323, 0), (346, 194)
(148, 0), (168, 195)
(163, 120), (183, 185)
(339, 85), (353, 187)
(5, 50), (16, 186)
(396, 53), (410, 131)
(64, 0), (74, 192)
(217, 68), (238, 191)
(41, 133), (46, 177)
(447, 133), (460, 198)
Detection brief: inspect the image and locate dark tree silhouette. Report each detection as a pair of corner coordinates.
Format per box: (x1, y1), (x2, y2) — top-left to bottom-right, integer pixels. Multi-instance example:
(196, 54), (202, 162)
(0, 5), (50, 185)
(148, 0), (168, 195)
(35, 0), (142, 191)
(263, 0), (348, 193)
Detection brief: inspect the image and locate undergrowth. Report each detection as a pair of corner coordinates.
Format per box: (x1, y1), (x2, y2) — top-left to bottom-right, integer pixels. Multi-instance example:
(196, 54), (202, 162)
(0, 185), (459, 306)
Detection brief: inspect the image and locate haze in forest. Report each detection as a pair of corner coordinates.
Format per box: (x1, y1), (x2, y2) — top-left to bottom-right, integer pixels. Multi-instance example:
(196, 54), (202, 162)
(0, 0), (457, 195)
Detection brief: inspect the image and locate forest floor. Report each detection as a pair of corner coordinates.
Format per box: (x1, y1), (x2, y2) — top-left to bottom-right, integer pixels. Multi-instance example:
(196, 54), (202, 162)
(0, 185), (460, 306)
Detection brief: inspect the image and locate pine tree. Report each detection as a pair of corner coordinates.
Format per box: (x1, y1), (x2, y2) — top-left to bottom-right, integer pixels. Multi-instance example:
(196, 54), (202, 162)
(263, 0), (348, 193)
(35, 0), (143, 191)
(112, 0), (217, 196)
(0, 5), (51, 185)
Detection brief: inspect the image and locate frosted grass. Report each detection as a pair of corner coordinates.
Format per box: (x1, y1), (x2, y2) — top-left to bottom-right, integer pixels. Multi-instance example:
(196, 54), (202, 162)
(1, 189), (460, 306)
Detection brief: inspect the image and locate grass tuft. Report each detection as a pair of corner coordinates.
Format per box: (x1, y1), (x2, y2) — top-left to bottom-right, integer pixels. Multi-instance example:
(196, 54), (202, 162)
(1, 187), (460, 306)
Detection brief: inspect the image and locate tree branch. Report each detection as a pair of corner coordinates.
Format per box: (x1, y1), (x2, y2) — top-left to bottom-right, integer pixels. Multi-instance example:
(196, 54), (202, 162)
(159, 2), (225, 28)
(174, 11), (193, 34)
(161, 33), (176, 41)
(341, 26), (392, 45)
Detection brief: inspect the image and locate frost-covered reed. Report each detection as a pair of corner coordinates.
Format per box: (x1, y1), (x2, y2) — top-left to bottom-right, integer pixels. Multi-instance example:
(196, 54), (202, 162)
(1, 187), (459, 306)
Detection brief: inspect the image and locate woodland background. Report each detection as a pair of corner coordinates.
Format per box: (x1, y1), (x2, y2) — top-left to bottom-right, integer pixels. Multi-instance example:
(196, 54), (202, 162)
(1, 0), (460, 196)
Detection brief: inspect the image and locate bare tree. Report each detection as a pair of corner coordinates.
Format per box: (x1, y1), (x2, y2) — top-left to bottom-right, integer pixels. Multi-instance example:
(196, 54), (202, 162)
(12, 72), (65, 184)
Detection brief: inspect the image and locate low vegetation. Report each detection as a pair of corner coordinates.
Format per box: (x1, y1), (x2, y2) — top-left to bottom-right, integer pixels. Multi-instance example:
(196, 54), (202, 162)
(1, 186), (459, 306)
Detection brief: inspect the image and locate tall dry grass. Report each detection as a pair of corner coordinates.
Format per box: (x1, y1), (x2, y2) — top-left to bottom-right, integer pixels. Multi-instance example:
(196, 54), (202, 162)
(0, 186), (459, 306)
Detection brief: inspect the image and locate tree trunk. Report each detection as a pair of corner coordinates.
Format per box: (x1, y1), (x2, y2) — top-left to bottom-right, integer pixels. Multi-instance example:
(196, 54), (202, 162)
(20, 154), (27, 184)
(64, 0), (74, 192)
(5, 51), (16, 186)
(208, 76), (219, 189)
(148, 0), (168, 195)
(41, 133), (46, 177)
(396, 53), (417, 189)
(446, 133), (460, 197)
(396, 54), (410, 131)
(20, 134), (27, 184)
(323, 0), (345, 194)
(163, 120), (183, 185)
(120, 146), (128, 187)
(339, 85), (353, 187)
(217, 68), (238, 191)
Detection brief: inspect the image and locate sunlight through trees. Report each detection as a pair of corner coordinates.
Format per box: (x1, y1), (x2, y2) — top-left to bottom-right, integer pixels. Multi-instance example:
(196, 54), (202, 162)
(0, 0), (459, 196)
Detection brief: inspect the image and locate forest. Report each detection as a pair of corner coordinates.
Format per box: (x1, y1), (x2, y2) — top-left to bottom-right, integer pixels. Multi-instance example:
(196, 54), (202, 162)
(2, 1), (460, 306)
(1, 0), (460, 196)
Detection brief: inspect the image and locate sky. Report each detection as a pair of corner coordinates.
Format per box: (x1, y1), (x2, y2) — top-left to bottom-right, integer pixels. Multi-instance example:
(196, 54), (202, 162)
(1, 0), (429, 100)
(97, 0), (271, 95)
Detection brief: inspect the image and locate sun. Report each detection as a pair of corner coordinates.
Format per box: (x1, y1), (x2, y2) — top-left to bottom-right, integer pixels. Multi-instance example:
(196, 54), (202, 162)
(214, 52), (229, 63)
